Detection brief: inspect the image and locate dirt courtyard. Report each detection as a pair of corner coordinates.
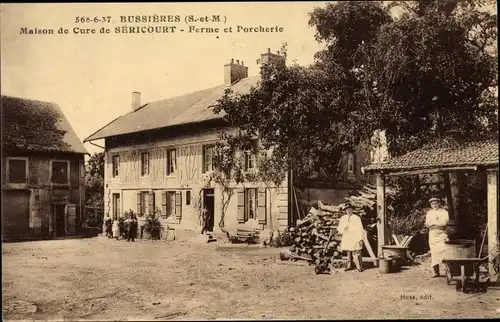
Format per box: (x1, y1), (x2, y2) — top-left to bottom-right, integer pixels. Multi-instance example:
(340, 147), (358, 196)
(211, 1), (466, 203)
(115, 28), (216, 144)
(2, 234), (499, 320)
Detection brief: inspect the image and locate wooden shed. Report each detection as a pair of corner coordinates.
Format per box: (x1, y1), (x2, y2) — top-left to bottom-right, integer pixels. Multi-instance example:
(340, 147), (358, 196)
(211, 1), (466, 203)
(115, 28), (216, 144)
(362, 138), (499, 280)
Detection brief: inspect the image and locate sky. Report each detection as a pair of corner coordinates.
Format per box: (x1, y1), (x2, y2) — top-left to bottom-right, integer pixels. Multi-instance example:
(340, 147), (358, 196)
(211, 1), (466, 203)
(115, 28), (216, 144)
(1, 2), (327, 156)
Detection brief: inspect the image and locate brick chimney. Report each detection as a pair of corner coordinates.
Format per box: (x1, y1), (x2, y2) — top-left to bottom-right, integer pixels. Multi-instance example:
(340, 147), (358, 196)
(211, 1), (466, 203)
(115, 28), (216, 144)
(257, 48), (284, 66)
(132, 91), (141, 112)
(224, 58), (249, 86)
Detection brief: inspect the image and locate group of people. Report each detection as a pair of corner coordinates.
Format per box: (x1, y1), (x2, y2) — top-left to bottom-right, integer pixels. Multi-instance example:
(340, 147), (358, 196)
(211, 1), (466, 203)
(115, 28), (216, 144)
(336, 196), (450, 278)
(104, 214), (139, 242)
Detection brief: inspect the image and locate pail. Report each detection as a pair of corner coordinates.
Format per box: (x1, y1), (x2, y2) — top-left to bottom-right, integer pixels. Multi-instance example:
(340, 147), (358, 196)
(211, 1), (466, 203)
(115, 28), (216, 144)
(379, 258), (393, 274)
(391, 256), (402, 272)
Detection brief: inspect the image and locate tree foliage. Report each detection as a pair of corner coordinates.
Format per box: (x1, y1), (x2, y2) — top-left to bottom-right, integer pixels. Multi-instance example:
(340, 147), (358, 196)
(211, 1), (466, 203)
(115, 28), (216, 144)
(212, 0), (497, 183)
(85, 152), (104, 227)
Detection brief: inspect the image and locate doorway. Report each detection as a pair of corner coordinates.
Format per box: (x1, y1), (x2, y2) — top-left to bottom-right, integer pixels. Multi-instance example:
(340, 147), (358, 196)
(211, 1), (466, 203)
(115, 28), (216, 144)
(2, 190), (30, 237)
(55, 204), (66, 236)
(112, 193), (121, 220)
(203, 189), (215, 231)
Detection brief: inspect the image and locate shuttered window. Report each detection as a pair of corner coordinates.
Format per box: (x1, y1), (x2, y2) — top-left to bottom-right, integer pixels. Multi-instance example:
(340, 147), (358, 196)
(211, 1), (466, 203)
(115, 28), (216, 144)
(237, 188), (266, 224)
(137, 191), (154, 215)
(246, 188), (257, 220)
(161, 190), (182, 219)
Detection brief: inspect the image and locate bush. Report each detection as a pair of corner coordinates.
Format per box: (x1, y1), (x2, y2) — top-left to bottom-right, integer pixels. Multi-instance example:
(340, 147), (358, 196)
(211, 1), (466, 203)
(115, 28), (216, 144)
(143, 213), (164, 240)
(269, 230), (294, 248)
(388, 200), (427, 236)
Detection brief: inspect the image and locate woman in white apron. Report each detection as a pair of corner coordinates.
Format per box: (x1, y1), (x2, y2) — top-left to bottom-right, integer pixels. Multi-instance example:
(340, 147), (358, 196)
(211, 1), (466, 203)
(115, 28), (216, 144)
(425, 197), (449, 277)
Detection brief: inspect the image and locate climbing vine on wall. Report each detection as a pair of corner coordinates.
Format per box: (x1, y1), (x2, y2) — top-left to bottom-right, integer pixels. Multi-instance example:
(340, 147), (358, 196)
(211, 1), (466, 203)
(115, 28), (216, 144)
(197, 130), (287, 232)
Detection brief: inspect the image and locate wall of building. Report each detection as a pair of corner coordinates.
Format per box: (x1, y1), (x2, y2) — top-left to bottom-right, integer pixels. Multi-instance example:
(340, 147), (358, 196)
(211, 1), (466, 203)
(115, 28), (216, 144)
(1, 152), (85, 238)
(104, 127), (289, 233)
(295, 139), (374, 215)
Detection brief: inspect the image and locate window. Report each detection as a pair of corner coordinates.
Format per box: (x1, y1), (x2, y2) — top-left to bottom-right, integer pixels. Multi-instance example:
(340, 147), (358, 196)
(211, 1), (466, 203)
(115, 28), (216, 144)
(186, 190), (191, 206)
(347, 152), (356, 175)
(140, 191), (150, 215)
(246, 188), (257, 220)
(167, 149), (177, 175)
(51, 160), (69, 184)
(112, 155), (120, 178)
(167, 191), (176, 215)
(202, 145), (214, 173)
(7, 158), (28, 183)
(141, 152), (149, 176)
(244, 140), (258, 170)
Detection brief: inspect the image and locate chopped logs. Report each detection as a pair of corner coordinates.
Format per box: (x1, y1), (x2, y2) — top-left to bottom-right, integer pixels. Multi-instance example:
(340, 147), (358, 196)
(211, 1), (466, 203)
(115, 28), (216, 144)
(280, 184), (396, 273)
(281, 202), (348, 274)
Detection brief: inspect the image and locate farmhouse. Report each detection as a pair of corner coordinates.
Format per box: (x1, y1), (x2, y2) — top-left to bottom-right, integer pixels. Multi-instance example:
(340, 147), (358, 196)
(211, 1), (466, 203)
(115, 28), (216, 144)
(1, 95), (88, 240)
(84, 48), (368, 235)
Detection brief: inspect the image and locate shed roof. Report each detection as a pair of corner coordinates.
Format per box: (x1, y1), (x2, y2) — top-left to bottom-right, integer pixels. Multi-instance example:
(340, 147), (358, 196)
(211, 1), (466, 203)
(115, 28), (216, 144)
(362, 138), (498, 173)
(1, 95), (88, 154)
(84, 76), (261, 142)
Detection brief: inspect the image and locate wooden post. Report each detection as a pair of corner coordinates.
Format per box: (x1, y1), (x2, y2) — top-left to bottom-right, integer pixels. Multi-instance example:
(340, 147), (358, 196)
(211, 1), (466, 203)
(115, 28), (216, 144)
(487, 170), (499, 281)
(376, 173), (386, 257)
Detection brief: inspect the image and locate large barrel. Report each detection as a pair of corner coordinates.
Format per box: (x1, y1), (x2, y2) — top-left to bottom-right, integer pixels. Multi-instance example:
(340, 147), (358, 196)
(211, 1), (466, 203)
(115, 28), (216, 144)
(444, 239), (476, 259)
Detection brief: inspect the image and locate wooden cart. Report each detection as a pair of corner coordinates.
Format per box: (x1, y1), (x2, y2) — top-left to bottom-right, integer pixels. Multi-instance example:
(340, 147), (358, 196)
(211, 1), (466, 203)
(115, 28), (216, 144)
(442, 258), (489, 293)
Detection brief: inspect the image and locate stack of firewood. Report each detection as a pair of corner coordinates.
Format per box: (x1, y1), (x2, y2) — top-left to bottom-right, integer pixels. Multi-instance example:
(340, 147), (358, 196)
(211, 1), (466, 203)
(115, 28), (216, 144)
(280, 203), (347, 273)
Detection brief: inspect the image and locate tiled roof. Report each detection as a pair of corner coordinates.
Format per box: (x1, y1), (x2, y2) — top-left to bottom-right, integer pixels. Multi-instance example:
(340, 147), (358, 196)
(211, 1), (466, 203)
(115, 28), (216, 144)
(1, 95), (88, 154)
(84, 76), (261, 142)
(363, 138), (498, 173)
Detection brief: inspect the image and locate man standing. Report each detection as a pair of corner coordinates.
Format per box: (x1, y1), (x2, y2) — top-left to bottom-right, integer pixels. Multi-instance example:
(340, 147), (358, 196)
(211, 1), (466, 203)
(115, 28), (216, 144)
(104, 214), (113, 238)
(337, 203), (365, 272)
(425, 197), (449, 277)
(201, 207), (211, 234)
(124, 216), (132, 242)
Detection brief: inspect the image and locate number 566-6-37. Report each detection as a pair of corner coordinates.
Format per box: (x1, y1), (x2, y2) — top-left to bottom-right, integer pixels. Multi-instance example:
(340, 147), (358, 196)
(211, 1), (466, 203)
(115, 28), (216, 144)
(75, 16), (111, 23)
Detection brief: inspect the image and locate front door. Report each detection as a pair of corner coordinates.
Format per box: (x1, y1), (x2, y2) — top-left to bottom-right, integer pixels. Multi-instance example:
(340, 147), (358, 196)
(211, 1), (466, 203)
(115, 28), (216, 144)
(2, 190), (30, 237)
(112, 193), (121, 220)
(55, 204), (66, 236)
(203, 189), (215, 231)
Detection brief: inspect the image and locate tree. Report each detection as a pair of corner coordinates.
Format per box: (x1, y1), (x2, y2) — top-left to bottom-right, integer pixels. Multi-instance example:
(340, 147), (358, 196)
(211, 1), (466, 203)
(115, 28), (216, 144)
(201, 131), (287, 232)
(212, 0), (497, 237)
(213, 0), (497, 176)
(85, 152), (104, 227)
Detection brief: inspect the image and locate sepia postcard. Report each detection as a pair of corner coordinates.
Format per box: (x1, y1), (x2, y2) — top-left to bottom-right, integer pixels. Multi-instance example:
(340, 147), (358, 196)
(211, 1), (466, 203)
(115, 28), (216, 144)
(1, 1), (499, 320)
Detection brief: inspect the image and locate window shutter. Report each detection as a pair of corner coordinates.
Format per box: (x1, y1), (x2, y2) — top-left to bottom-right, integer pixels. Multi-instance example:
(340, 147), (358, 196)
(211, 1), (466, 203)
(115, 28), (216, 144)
(175, 191), (182, 219)
(149, 191), (155, 214)
(202, 147), (206, 173)
(136, 191), (141, 215)
(237, 189), (245, 223)
(161, 191), (167, 217)
(257, 188), (267, 224)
